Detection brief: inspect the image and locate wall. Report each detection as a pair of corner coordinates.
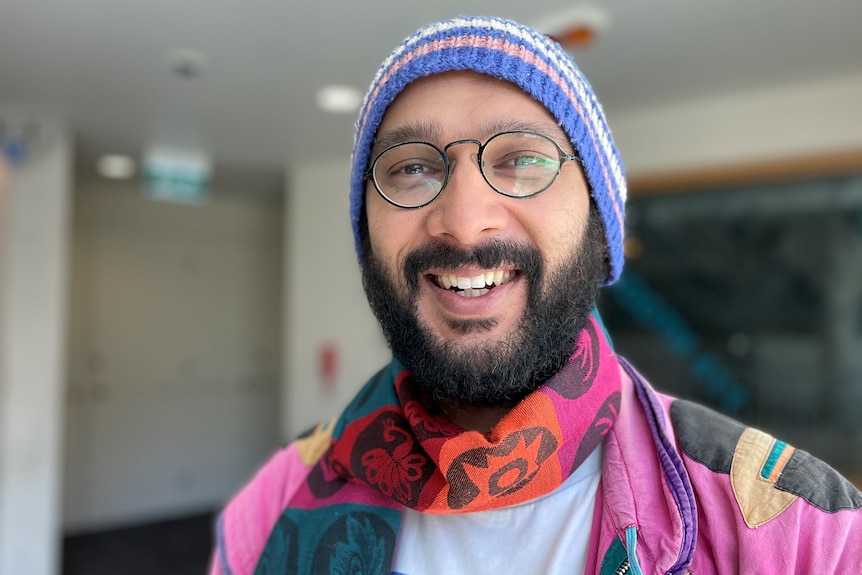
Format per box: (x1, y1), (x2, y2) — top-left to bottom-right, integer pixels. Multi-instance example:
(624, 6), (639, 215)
(63, 178), (283, 532)
(0, 155), (6, 490)
(610, 71), (862, 176)
(283, 159), (390, 440)
(0, 126), (71, 575)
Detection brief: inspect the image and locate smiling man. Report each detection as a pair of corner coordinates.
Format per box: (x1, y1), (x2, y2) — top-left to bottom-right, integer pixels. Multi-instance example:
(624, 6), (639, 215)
(211, 17), (862, 575)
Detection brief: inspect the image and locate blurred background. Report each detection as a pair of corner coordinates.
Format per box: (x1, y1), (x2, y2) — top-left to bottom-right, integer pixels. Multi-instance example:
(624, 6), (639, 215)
(1, 1), (861, 574)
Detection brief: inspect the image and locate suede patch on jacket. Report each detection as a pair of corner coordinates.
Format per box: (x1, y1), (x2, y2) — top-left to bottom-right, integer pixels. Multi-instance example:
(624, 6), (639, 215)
(671, 400), (862, 527)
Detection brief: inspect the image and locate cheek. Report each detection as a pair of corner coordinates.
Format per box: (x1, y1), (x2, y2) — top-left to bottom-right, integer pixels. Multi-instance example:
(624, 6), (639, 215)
(364, 189), (391, 253)
(521, 198), (589, 263)
(365, 190), (427, 265)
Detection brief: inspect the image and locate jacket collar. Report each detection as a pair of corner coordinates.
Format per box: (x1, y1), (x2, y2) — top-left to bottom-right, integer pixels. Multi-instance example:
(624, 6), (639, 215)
(600, 359), (697, 575)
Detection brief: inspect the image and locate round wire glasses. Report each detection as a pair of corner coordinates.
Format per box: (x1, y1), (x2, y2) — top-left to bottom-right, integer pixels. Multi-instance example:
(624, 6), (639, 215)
(363, 130), (582, 209)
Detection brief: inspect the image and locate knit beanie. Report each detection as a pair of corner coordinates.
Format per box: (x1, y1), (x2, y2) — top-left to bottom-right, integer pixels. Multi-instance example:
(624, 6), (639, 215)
(350, 16), (627, 285)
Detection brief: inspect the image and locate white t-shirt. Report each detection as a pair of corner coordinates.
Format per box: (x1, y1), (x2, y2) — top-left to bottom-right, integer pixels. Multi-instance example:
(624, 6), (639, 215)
(390, 445), (602, 575)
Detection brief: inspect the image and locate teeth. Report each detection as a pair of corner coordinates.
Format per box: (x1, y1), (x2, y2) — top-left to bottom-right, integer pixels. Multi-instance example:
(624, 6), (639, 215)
(458, 288), (489, 298)
(433, 269), (516, 291)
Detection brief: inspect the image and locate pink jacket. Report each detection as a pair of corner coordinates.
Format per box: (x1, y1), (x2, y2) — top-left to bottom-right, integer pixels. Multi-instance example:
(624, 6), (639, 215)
(212, 360), (862, 574)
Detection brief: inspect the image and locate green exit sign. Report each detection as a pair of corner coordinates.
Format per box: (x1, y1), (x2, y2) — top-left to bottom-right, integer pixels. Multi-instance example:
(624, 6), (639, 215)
(143, 149), (211, 204)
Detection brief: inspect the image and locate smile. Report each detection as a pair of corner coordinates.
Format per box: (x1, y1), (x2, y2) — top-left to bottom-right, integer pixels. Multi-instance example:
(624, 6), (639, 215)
(431, 269), (517, 298)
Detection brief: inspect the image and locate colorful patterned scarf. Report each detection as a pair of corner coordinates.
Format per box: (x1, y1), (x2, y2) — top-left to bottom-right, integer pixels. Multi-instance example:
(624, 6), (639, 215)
(254, 314), (621, 573)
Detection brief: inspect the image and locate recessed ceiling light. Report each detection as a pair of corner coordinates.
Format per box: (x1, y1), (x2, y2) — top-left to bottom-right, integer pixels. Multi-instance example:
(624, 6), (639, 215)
(316, 85), (362, 114)
(97, 154), (137, 179)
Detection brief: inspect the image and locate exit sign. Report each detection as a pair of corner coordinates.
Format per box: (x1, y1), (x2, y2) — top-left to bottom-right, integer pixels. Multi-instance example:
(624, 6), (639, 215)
(143, 148), (211, 204)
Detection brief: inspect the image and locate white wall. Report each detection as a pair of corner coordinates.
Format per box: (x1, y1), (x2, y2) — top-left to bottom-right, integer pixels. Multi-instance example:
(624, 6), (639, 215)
(0, 157), (6, 486)
(0, 126), (71, 575)
(0, 157), (7, 573)
(611, 71), (862, 175)
(283, 160), (390, 440)
(63, 179), (283, 532)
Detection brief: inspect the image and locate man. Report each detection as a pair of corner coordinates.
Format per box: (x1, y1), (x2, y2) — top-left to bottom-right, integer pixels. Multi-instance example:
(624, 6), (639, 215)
(212, 17), (862, 574)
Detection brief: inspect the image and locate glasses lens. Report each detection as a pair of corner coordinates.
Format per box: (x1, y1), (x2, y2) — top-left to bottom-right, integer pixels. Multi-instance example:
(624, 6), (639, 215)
(483, 132), (562, 197)
(372, 143), (446, 207)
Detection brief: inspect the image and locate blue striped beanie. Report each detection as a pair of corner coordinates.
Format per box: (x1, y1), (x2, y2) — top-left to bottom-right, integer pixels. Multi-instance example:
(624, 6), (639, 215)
(350, 16), (627, 284)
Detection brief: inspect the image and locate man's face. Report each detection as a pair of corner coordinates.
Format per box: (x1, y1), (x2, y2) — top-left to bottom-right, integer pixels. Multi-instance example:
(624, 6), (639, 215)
(362, 71), (605, 406)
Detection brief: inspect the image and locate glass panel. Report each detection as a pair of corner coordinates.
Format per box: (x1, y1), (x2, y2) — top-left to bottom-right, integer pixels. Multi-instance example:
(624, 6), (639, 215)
(598, 174), (862, 478)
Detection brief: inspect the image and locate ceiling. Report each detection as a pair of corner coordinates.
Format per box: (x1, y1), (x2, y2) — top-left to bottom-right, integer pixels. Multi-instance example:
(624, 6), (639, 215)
(1, 0), (861, 179)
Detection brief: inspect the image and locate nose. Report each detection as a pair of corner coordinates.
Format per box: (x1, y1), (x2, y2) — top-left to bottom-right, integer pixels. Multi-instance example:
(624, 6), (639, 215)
(425, 146), (510, 247)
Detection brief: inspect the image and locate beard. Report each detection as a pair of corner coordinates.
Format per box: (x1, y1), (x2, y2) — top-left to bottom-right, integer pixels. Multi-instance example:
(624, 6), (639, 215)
(361, 206), (607, 408)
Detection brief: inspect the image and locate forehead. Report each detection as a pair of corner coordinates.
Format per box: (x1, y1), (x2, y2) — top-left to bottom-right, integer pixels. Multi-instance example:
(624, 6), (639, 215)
(375, 71), (568, 146)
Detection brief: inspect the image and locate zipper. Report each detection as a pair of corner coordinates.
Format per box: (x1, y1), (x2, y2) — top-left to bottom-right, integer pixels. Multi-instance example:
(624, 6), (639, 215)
(614, 558), (630, 575)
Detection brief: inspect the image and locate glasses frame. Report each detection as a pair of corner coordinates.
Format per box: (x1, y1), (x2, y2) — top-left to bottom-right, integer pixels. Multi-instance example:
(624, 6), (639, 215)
(363, 130), (582, 209)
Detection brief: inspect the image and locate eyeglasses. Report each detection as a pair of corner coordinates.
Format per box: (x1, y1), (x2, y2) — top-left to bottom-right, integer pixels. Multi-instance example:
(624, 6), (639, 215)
(363, 130), (581, 209)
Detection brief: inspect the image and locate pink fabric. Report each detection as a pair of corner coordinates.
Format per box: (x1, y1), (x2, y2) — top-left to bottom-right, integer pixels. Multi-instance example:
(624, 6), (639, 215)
(593, 367), (689, 571)
(211, 445), (311, 575)
(684, 453), (862, 574)
(575, 367), (862, 574)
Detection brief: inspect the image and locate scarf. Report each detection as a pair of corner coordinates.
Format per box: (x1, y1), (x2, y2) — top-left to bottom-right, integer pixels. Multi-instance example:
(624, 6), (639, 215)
(253, 314), (621, 574)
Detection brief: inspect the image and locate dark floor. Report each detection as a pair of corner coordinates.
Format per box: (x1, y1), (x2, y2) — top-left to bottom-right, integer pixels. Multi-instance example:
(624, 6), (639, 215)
(63, 511), (216, 575)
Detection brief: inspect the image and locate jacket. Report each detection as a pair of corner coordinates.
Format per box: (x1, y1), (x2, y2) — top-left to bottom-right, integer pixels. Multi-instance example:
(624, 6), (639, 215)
(212, 359), (862, 574)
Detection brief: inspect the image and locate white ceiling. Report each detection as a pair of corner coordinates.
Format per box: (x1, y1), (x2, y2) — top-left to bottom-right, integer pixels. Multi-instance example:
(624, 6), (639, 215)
(1, 0), (861, 178)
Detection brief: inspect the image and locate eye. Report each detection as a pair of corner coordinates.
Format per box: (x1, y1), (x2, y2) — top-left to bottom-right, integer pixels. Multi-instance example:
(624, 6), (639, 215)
(510, 155), (551, 168)
(375, 144), (444, 178)
(389, 161), (438, 177)
(484, 132), (562, 176)
(383, 159), (445, 185)
(484, 138), (562, 197)
(493, 151), (558, 171)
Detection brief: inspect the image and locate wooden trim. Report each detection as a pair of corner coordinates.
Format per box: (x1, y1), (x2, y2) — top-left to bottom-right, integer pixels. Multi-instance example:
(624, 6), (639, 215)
(627, 149), (862, 197)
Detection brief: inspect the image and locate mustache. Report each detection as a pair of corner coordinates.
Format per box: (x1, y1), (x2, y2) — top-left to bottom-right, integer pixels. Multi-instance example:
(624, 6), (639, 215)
(402, 239), (544, 292)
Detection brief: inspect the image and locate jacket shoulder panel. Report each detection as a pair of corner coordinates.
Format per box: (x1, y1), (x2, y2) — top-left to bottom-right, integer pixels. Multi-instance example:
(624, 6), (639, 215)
(671, 400), (793, 527)
(669, 399), (744, 474)
(671, 399), (862, 525)
(777, 449), (862, 513)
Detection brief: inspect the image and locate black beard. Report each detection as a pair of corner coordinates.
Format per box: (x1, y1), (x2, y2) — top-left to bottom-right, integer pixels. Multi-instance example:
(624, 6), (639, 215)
(361, 209), (606, 408)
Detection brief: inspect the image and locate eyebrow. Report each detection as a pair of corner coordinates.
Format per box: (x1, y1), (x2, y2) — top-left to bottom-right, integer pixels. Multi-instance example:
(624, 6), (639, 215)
(370, 122), (441, 158)
(370, 118), (573, 158)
